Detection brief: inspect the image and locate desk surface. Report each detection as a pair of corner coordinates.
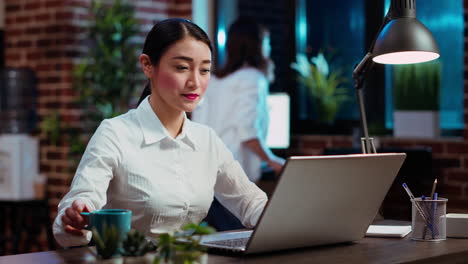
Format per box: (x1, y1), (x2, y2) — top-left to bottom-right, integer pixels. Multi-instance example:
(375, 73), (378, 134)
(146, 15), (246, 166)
(2, 236), (468, 264)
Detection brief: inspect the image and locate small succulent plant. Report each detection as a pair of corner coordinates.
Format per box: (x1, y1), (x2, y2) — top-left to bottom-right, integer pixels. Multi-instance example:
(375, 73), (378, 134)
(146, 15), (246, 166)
(92, 225), (120, 259)
(121, 229), (157, 257)
(155, 222), (216, 264)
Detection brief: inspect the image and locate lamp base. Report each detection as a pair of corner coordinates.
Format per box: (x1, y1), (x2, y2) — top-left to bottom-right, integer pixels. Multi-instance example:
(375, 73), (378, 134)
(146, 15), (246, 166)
(361, 137), (377, 154)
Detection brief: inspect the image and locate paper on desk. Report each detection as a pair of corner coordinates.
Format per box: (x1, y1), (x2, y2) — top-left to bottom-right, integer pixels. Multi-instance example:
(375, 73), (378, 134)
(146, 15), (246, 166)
(365, 225), (412, 238)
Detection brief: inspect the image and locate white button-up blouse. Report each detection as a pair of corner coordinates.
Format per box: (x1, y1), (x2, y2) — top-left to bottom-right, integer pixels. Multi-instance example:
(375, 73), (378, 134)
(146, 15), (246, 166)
(52, 96), (268, 248)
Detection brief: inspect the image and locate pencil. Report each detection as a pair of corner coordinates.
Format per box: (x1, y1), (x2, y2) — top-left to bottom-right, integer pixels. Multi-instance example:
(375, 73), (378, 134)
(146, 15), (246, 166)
(430, 178), (438, 197)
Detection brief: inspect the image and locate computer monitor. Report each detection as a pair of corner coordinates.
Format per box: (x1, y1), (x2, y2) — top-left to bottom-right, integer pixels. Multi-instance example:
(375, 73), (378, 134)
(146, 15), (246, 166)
(266, 93), (290, 149)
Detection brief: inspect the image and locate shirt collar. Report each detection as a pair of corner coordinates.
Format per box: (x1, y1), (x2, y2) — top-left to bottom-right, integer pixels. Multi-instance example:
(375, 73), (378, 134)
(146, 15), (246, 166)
(136, 96), (198, 150)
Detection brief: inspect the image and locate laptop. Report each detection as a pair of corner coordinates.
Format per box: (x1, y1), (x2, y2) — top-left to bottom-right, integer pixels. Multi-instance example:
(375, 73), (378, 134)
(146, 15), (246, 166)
(200, 153), (406, 254)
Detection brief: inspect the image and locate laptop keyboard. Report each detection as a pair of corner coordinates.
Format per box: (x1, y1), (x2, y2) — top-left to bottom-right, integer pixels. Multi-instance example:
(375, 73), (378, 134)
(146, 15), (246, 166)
(203, 237), (250, 248)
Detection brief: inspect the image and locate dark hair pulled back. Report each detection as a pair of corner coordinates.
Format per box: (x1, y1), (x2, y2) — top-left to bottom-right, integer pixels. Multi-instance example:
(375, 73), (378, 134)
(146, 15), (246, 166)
(216, 16), (268, 78)
(137, 18), (212, 106)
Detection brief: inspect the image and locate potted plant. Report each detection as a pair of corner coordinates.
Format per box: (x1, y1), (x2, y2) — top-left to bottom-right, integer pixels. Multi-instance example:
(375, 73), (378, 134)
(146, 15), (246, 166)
(41, 0), (140, 167)
(392, 60), (441, 138)
(154, 222), (216, 264)
(92, 225), (123, 263)
(291, 53), (350, 124)
(121, 230), (157, 264)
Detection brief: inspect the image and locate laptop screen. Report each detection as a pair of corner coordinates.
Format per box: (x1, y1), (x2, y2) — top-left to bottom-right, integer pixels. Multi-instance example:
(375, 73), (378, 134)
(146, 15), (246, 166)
(266, 93), (290, 149)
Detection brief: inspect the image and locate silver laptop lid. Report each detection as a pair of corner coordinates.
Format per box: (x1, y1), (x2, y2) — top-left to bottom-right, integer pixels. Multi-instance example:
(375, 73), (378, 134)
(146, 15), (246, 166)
(245, 153), (406, 254)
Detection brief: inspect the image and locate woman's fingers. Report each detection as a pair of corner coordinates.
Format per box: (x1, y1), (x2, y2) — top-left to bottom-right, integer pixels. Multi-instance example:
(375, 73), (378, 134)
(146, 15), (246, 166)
(64, 225), (85, 236)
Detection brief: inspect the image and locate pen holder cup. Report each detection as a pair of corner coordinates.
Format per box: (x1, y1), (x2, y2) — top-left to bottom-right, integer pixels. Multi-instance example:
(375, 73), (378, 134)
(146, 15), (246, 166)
(411, 197), (447, 241)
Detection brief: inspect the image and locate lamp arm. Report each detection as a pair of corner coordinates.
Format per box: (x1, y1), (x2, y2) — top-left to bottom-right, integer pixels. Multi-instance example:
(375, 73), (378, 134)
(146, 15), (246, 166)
(352, 53), (375, 154)
(351, 4), (394, 154)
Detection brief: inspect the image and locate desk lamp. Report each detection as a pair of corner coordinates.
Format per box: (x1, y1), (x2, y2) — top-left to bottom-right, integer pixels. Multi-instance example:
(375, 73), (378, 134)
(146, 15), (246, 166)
(353, 0), (440, 153)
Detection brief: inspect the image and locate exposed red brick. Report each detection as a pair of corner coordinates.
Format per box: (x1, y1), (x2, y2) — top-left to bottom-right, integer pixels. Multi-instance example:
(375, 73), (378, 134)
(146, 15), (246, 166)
(62, 75), (73, 83)
(447, 170), (468, 182)
(44, 50), (62, 58)
(5, 18), (14, 25)
(168, 10), (192, 17)
(137, 6), (166, 13)
(6, 53), (21, 61)
(24, 2), (42, 10)
(445, 198), (468, 211)
(45, 25), (61, 34)
(439, 183), (464, 197)
(16, 16), (32, 23)
(15, 40), (33, 48)
(40, 164), (52, 172)
(48, 177), (70, 186)
(25, 27), (43, 35)
(36, 64), (53, 71)
(301, 139), (327, 149)
(5, 4), (21, 12)
(56, 11), (74, 20)
(35, 14), (51, 22)
(26, 52), (42, 60)
(446, 142), (468, 154)
(6, 29), (24, 37)
(421, 142), (445, 154)
(329, 139), (353, 148)
(56, 38), (76, 45)
(46, 151), (63, 160)
(45, 0), (63, 8)
(58, 63), (74, 71)
(68, 0), (90, 8)
(62, 114), (81, 123)
(37, 39), (55, 47)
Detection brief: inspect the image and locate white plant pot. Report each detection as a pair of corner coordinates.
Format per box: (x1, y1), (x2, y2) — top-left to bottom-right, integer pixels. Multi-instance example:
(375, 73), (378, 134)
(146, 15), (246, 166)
(393, 110), (440, 138)
(124, 253), (156, 264)
(97, 257), (124, 264)
(157, 253), (208, 264)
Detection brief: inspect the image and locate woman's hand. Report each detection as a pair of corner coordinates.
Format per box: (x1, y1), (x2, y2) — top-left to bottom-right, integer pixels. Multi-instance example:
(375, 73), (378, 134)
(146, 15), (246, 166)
(61, 200), (91, 236)
(267, 156), (285, 176)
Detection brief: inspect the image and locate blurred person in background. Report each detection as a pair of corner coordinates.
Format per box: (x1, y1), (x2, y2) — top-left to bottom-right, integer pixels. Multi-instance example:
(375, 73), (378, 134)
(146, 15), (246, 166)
(192, 17), (285, 231)
(192, 16), (284, 183)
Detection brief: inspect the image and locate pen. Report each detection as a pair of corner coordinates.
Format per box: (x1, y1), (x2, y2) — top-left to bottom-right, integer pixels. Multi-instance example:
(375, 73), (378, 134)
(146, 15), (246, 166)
(432, 192), (439, 239)
(421, 196), (434, 239)
(402, 183), (428, 221)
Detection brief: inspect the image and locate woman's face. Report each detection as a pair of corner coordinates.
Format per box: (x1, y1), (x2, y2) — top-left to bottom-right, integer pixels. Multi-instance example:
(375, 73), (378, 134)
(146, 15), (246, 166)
(142, 37), (212, 114)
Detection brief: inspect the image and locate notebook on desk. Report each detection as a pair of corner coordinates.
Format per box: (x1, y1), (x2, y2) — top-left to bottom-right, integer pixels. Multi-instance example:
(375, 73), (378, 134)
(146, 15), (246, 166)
(200, 153), (407, 254)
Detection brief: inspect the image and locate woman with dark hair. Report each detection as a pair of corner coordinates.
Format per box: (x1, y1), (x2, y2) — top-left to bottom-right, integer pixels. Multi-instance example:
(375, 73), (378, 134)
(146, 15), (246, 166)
(192, 17), (284, 183)
(52, 18), (267, 248)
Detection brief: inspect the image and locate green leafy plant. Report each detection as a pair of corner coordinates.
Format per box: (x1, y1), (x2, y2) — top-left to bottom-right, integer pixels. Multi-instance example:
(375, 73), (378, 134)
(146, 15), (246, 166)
(41, 0), (140, 168)
(92, 225), (120, 259)
(393, 60), (441, 111)
(291, 53), (350, 124)
(40, 111), (61, 145)
(154, 222), (216, 264)
(122, 229), (157, 257)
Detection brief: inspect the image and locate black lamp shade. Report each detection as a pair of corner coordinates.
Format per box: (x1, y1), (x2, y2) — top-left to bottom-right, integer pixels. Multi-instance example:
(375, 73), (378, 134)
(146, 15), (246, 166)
(372, 18), (440, 64)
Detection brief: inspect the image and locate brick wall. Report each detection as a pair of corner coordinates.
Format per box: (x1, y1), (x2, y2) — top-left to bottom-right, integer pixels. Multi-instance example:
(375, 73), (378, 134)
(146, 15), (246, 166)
(4, 0), (191, 252)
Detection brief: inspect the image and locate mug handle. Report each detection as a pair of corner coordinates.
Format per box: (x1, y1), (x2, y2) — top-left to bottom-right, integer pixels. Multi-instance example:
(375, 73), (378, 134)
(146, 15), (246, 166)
(80, 212), (91, 230)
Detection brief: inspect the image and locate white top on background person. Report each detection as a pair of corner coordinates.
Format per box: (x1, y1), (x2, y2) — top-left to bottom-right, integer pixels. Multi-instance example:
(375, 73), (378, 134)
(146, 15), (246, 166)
(52, 18), (267, 248)
(191, 17), (284, 182)
(193, 67), (272, 182)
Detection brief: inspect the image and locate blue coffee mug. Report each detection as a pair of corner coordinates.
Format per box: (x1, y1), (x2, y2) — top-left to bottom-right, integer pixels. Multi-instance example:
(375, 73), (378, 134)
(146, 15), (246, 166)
(81, 209), (132, 256)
